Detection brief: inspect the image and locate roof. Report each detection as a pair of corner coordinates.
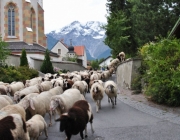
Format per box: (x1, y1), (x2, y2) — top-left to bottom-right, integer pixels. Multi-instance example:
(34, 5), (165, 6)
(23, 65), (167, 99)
(168, 17), (180, 38)
(99, 55), (112, 65)
(7, 42), (59, 57)
(50, 40), (68, 51)
(74, 46), (85, 56)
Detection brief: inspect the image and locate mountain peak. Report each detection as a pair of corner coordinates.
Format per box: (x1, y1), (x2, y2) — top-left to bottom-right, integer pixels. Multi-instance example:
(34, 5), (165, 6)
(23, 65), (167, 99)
(46, 21), (111, 60)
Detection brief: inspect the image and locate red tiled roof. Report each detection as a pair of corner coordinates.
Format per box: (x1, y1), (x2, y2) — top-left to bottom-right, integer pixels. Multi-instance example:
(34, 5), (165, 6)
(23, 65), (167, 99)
(74, 46), (84, 56)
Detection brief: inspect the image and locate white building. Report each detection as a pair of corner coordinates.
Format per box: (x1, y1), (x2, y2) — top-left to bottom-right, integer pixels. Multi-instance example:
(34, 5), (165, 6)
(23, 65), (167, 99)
(50, 40), (87, 68)
(0, 0), (59, 68)
(99, 56), (113, 70)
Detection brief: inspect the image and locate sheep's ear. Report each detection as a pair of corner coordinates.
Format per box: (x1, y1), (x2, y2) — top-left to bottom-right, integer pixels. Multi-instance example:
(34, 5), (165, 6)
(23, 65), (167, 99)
(30, 99), (35, 110)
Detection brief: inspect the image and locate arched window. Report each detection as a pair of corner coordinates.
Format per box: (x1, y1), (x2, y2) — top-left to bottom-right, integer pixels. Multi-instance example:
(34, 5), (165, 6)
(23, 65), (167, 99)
(8, 4), (15, 36)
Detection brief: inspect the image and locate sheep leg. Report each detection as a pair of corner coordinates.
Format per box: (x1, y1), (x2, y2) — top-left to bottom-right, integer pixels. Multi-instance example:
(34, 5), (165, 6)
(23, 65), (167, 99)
(110, 98), (114, 108)
(52, 110), (56, 121)
(85, 125), (88, 138)
(115, 96), (117, 105)
(48, 112), (52, 127)
(90, 122), (95, 134)
(108, 97), (110, 103)
(99, 100), (101, 109)
(65, 131), (72, 140)
(44, 125), (48, 138)
(80, 131), (84, 139)
(96, 101), (99, 113)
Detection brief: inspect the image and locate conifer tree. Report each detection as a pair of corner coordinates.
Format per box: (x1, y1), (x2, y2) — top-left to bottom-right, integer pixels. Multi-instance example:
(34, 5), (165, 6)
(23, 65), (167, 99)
(20, 49), (28, 67)
(40, 49), (54, 74)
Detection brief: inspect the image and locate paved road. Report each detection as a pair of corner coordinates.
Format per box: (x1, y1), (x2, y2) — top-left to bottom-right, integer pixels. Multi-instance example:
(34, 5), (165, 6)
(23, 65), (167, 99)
(38, 75), (180, 140)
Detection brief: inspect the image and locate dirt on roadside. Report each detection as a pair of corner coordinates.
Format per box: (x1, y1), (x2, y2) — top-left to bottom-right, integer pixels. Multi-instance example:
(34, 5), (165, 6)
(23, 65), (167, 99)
(118, 88), (180, 116)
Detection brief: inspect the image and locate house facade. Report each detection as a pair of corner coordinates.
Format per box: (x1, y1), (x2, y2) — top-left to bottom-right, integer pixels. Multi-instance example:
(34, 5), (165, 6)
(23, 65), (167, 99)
(51, 40), (69, 61)
(99, 56), (112, 70)
(0, 0), (59, 68)
(51, 41), (87, 68)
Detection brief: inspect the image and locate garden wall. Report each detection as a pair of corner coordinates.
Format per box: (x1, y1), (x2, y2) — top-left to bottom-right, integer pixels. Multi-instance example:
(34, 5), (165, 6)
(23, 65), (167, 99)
(5, 55), (86, 72)
(116, 58), (141, 89)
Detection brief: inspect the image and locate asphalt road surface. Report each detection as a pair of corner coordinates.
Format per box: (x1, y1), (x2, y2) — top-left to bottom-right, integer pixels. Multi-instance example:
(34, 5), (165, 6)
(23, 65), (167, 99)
(38, 75), (180, 140)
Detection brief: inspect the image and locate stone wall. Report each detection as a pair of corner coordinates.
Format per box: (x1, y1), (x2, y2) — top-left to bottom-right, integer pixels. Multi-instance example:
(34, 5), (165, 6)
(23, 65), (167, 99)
(116, 58), (141, 89)
(5, 54), (86, 72)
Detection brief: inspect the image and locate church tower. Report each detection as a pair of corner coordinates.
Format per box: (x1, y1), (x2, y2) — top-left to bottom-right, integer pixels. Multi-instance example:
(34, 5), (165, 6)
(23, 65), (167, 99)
(0, 0), (47, 47)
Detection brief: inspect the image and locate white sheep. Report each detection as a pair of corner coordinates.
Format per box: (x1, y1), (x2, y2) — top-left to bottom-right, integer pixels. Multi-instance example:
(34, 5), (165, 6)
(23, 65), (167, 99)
(108, 67), (115, 75)
(104, 80), (118, 108)
(89, 79), (104, 90)
(40, 81), (53, 91)
(90, 82), (104, 113)
(82, 80), (88, 95)
(26, 114), (48, 140)
(90, 73), (99, 81)
(0, 95), (14, 104)
(0, 104), (26, 121)
(117, 51), (125, 62)
(21, 87), (63, 126)
(107, 58), (120, 70)
(50, 88), (85, 116)
(0, 113), (30, 140)
(53, 79), (64, 88)
(14, 84), (43, 103)
(7, 81), (25, 96)
(72, 81), (87, 97)
(0, 83), (9, 95)
(0, 95), (13, 109)
(101, 70), (111, 81)
(18, 93), (39, 107)
(25, 77), (42, 87)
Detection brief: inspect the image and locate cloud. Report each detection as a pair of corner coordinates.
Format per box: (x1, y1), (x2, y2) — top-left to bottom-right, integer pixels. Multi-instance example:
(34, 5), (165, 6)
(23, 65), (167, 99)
(44, 0), (107, 33)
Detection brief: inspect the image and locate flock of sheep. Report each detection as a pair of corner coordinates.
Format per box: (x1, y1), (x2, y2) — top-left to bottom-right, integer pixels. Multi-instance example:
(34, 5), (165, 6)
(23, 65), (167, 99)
(0, 51), (125, 140)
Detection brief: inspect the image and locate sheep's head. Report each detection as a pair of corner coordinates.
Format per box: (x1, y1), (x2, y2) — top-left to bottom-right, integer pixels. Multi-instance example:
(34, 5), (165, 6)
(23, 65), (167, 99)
(93, 86), (99, 93)
(55, 113), (69, 132)
(26, 122), (32, 132)
(14, 92), (20, 103)
(63, 79), (68, 88)
(21, 99), (31, 110)
(106, 84), (114, 92)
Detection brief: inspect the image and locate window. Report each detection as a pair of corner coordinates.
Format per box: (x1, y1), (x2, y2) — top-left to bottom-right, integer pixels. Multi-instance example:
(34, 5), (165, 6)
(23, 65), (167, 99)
(58, 49), (61, 55)
(30, 13), (33, 29)
(8, 4), (15, 36)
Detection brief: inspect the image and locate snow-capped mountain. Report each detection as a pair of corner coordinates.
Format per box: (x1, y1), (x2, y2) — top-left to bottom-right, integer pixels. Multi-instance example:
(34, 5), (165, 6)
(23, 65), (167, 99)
(46, 21), (111, 60)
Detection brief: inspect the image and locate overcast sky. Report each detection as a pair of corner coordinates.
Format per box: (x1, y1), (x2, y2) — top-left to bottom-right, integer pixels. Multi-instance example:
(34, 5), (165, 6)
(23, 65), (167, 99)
(43, 0), (108, 33)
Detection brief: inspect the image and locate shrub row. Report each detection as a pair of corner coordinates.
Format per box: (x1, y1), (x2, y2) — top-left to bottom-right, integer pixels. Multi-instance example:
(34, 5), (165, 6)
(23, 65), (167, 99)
(139, 38), (180, 106)
(0, 66), (38, 83)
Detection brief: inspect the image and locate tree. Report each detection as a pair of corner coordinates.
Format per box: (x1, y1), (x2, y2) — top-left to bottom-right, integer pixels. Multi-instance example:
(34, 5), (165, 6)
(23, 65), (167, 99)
(40, 49), (54, 74)
(104, 0), (180, 57)
(20, 49), (28, 67)
(103, 11), (133, 57)
(91, 59), (100, 70)
(0, 36), (10, 65)
(106, 0), (126, 13)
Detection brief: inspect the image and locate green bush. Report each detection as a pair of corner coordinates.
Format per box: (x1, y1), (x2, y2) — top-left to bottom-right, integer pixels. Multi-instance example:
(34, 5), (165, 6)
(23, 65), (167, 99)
(40, 49), (54, 74)
(17, 66), (39, 79)
(0, 66), (38, 83)
(20, 49), (28, 67)
(139, 38), (180, 106)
